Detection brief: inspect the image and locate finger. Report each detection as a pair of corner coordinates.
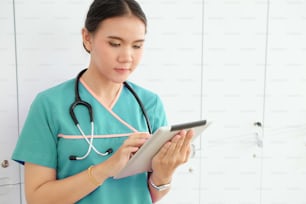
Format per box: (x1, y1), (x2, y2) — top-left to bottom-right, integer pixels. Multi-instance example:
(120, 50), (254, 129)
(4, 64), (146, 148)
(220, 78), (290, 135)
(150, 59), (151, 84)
(124, 133), (150, 146)
(122, 146), (139, 155)
(167, 129), (193, 160)
(164, 134), (182, 155)
(183, 145), (191, 163)
(130, 132), (150, 140)
(180, 129), (194, 153)
(186, 129), (194, 139)
(170, 131), (187, 153)
(156, 141), (171, 158)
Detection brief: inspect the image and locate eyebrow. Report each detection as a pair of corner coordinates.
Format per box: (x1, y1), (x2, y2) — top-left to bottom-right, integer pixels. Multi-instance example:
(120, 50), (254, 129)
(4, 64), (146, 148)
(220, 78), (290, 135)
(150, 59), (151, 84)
(107, 36), (145, 43)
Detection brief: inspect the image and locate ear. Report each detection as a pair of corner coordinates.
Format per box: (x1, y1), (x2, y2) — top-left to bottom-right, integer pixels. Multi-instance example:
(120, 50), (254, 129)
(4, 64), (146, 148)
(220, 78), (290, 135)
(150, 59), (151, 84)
(82, 28), (92, 53)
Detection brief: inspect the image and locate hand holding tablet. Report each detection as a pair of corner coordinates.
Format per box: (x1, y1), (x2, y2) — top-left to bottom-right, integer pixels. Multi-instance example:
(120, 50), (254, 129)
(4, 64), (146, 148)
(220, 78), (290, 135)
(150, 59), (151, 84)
(114, 120), (211, 179)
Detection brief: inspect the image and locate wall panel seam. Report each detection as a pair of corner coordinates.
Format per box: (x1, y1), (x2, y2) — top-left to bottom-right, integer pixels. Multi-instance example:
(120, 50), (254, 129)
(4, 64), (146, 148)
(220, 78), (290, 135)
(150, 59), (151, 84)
(12, 0), (23, 203)
(260, 0), (271, 203)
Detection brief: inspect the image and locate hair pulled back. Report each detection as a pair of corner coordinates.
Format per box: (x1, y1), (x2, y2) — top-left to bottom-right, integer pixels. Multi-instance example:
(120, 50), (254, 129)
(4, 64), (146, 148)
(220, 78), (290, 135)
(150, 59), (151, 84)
(83, 0), (147, 53)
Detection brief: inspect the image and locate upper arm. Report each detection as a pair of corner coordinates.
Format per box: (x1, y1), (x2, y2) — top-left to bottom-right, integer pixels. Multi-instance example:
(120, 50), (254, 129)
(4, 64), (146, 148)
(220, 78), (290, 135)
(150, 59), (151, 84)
(24, 162), (56, 198)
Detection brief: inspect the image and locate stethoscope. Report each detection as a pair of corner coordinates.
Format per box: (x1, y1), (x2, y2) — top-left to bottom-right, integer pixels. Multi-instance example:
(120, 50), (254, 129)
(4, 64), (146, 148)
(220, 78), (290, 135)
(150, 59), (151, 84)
(69, 69), (152, 160)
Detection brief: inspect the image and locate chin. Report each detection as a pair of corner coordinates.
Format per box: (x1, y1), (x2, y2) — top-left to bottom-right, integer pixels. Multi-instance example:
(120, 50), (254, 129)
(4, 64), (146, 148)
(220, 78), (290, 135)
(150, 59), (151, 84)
(111, 78), (129, 84)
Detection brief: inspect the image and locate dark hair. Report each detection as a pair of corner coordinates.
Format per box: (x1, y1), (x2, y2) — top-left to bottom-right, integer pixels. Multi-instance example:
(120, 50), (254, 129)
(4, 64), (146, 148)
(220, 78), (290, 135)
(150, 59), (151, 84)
(83, 0), (147, 53)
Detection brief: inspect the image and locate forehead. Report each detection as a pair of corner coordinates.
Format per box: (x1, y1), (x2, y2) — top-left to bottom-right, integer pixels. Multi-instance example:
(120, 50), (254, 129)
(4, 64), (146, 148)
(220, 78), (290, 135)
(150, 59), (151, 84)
(96, 15), (146, 40)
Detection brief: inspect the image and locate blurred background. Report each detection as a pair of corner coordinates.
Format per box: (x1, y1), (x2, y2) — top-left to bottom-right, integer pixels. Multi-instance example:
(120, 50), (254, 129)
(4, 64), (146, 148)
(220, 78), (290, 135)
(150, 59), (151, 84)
(1, 0), (305, 203)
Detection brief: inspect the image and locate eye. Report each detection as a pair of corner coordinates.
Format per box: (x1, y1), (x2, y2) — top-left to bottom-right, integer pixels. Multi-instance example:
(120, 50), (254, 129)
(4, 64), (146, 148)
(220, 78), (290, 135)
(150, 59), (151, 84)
(132, 44), (143, 49)
(109, 41), (121, 47)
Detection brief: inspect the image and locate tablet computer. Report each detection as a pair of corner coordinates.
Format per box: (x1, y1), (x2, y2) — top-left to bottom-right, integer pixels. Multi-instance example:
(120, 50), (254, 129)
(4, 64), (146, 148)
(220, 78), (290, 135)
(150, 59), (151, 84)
(114, 120), (210, 179)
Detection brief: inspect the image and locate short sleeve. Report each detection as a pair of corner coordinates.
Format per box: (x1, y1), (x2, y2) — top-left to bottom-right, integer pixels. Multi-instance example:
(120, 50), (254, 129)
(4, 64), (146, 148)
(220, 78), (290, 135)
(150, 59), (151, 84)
(12, 93), (58, 169)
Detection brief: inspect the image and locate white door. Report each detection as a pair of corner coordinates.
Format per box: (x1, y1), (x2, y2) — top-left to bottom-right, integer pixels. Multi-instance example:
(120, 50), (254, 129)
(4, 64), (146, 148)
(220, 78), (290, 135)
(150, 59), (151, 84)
(0, 185), (21, 204)
(261, 0), (306, 203)
(201, 1), (268, 203)
(0, 1), (21, 203)
(14, 1), (91, 203)
(135, 1), (204, 203)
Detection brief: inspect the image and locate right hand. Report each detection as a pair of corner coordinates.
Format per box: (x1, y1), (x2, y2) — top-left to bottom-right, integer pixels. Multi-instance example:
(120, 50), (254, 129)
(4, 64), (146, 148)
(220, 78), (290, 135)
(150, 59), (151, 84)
(102, 132), (150, 177)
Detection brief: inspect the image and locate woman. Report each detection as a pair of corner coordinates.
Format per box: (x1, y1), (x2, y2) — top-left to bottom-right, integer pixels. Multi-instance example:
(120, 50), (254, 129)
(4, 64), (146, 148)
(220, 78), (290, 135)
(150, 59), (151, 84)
(12, 0), (194, 203)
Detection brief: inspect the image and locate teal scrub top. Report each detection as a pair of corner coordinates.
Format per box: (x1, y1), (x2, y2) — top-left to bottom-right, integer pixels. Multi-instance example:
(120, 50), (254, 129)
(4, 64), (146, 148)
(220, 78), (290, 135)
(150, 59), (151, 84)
(12, 78), (167, 204)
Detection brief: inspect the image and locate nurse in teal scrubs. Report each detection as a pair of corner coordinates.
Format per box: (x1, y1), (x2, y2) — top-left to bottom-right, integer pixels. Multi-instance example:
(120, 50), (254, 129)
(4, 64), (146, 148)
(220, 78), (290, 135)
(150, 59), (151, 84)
(12, 0), (194, 203)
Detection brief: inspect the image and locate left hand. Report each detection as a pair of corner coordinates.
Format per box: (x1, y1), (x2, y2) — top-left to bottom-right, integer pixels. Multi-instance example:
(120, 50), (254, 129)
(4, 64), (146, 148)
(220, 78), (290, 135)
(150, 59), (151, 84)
(151, 129), (194, 182)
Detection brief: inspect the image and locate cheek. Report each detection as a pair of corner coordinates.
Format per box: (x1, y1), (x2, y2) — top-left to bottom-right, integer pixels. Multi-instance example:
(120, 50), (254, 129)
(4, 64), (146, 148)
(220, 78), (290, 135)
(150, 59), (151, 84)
(92, 42), (107, 56)
(92, 45), (115, 63)
(133, 50), (144, 65)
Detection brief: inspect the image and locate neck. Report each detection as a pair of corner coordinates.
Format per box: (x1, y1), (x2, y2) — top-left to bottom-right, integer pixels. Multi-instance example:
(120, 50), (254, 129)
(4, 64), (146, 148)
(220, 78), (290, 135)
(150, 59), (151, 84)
(81, 68), (122, 107)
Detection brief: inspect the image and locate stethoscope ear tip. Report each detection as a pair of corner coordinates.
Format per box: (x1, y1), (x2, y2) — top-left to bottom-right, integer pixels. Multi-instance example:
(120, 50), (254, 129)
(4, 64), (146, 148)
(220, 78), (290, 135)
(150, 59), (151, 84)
(106, 148), (113, 154)
(69, 148), (113, 160)
(69, 155), (77, 160)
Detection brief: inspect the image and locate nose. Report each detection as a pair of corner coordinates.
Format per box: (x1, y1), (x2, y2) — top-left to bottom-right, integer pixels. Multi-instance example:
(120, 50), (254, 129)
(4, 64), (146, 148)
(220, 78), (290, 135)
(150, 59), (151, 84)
(118, 47), (133, 63)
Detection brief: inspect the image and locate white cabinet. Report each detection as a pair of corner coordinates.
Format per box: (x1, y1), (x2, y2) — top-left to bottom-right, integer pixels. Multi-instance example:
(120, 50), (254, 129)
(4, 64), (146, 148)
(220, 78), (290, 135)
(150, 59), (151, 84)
(261, 0), (306, 203)
(14, 2), (90, 202)
(200, 1), (267, 203)
(133, 0), (203, 123)
(0, 185), (21, 204)
(0, 0), (21, 191)
(136, 1), (204, 203)
(14, 0), (88, 125)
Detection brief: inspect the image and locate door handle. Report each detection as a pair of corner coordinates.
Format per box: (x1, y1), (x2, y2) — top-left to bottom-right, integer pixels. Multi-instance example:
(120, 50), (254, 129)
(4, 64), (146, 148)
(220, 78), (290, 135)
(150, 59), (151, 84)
(254, 122), (262, 127)
(1, 160), (9, 168)
(254, 122), (263, 147)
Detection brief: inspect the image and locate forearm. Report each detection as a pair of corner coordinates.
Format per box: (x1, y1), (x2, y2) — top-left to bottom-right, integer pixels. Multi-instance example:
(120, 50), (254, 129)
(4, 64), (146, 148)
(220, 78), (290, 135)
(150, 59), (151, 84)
(25, 164), (109, 204)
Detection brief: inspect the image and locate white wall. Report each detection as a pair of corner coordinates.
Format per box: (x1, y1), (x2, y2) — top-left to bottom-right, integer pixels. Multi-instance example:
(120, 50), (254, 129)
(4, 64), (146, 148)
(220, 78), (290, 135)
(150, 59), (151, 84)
(0, 0), (306, 204)
(0, 1), (21, 203)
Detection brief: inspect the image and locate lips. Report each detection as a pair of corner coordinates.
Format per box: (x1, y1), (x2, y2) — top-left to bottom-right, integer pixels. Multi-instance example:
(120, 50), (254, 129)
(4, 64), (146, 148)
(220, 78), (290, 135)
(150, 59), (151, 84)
(114, 68), (131, 73)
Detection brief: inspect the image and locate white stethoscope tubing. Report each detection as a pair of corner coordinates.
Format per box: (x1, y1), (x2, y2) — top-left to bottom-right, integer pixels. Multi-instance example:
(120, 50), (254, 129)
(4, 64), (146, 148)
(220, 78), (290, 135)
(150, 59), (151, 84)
(69, 69), (151, 161)
(74, 122), (110, 160)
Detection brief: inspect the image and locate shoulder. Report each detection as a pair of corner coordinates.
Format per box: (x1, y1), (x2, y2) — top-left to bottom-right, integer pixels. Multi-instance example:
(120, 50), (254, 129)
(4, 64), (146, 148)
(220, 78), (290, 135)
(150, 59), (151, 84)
(34, 79), (75, 104)
(124, 81), (160, 101)
(123, 81), (165, 109)
(124, 81), (168, 130)
(124, 81), (166, 113)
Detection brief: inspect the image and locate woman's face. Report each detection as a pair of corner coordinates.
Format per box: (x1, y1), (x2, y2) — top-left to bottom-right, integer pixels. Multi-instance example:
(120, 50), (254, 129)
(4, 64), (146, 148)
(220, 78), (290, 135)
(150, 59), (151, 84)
(83, 15), (146, 84)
